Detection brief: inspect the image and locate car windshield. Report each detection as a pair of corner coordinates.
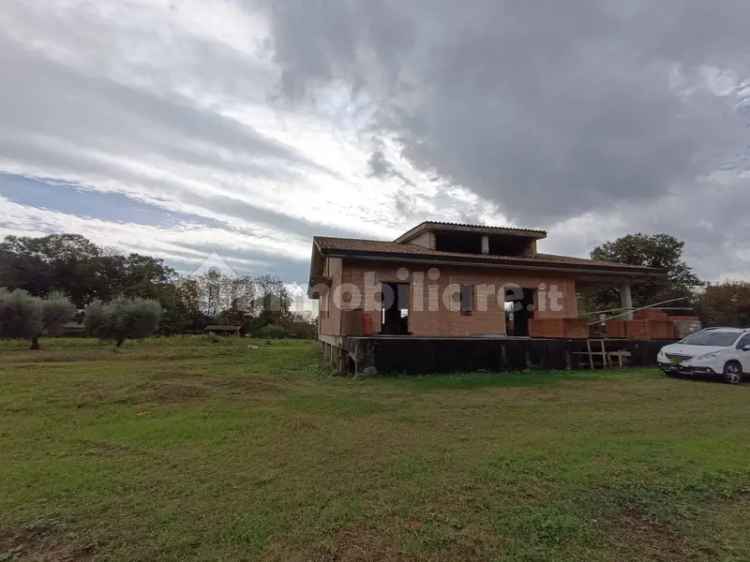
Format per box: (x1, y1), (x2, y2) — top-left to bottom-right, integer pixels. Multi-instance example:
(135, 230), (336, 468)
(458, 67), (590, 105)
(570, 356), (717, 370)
(680, 331), (740, 346)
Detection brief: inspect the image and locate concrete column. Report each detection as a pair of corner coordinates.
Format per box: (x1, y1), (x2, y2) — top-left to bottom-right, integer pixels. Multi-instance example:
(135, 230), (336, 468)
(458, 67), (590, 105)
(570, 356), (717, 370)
(481, 235), (490, 254)
(620, 284), (633, 320)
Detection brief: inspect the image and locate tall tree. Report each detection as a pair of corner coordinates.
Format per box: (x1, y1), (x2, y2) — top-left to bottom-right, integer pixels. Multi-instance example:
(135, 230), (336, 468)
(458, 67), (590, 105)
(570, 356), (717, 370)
(194, 270), (255, 320)
(157, 279), (208, 334)
(0, 234), (101, 306)
(121, 254), (177, 298)
(254, 274), (290, 316)
(589, 233), (702, 310)
(0, 234), (177, 309)
(697, 282), (750, 328)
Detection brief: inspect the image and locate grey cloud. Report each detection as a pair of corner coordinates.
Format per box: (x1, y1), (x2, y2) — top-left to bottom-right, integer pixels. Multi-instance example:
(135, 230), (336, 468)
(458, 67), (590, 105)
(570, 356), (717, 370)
(367, 150), (393, 179)
(169, 240), (308, 281)
(0, 34), (328, 181)
(367, 149), (414, 186)
(259, 0), (748, 223)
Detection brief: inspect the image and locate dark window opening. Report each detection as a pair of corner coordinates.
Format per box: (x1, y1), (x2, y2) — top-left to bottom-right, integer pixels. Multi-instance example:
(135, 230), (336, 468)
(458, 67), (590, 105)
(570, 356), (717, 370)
(432, 231), (536, 256)
(489, 235), (535, 257)
(505, 288), (535, 337)
(460, 285), (474, 315)
(381, 282), (410, 335)
(434, 232), (483, 254)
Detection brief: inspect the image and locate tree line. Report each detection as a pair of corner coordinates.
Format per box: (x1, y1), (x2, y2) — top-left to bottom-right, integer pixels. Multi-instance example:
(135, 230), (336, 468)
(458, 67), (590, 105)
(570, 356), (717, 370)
(1, 231), (748, 345)
(0, 233), (315, 344)
(0, 289), (163, 350)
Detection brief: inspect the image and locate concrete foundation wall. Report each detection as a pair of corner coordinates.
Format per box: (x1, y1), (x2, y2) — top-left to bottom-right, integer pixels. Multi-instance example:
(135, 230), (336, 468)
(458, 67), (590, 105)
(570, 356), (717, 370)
(336, 337), (672, 374)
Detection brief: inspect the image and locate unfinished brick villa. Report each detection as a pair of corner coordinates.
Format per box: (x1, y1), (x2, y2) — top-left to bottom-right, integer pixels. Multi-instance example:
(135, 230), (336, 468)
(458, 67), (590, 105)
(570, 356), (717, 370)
(307, 221), (671, 373)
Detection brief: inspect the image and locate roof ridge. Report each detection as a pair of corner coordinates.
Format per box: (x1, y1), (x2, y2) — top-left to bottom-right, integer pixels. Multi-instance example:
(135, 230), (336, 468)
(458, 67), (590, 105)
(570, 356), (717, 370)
(418, 220), (547, 233)
(394, 221), (547, 243)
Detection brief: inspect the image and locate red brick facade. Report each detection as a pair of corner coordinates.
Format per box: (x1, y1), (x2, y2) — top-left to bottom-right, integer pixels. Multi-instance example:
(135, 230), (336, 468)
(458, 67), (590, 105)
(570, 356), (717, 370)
(318, 259), (579, 337)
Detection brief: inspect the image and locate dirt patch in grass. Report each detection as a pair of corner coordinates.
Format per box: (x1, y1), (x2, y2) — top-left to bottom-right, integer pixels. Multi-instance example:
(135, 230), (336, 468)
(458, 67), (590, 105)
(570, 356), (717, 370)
(73, 382), (210, 408)
(607, 507), (690, 561)
(262, 519), (503, 562)
(0, 522), (96, 562)
(135, 381), (211, 404)
(134, 377), (286, 405)
(204, 376), (283, 396)
(70, 375), (285, 410)
(263, 524), (407, 562)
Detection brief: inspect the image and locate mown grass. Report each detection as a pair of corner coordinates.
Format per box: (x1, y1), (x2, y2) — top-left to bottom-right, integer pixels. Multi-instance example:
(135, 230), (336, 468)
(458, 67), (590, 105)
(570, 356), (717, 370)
(1, 336), (750, 561)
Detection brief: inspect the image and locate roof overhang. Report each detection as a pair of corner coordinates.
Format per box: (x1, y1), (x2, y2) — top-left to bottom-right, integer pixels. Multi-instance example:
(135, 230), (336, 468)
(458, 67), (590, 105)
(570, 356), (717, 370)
(308, 235), (667, 297)
(323, 249), (665, 283)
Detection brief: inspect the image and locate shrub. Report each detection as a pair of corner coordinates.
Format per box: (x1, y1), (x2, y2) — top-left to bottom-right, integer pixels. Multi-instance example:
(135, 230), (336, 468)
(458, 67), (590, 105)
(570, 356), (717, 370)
(85, 297), (162, 347)
(254, 324), (287, 339)
(42, 291), (76, 337)
(242, 316), (269, 336)
(84, 300), (109, 339)
(279, 317), (317, 339)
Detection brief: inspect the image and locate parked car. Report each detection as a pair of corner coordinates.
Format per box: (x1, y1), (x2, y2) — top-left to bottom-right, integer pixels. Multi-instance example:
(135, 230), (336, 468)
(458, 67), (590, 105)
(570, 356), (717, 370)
(658, 328), (750, 384)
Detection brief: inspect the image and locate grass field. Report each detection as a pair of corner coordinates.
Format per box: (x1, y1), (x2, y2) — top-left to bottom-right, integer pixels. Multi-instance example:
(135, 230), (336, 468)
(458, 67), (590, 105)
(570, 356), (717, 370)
(2, 337), (750, 561)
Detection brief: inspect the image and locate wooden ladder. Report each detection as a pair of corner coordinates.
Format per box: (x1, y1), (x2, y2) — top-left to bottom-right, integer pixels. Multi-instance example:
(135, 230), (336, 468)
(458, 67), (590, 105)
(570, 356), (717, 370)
(570, 339), (609, 369)
(573, 339), (631, 369)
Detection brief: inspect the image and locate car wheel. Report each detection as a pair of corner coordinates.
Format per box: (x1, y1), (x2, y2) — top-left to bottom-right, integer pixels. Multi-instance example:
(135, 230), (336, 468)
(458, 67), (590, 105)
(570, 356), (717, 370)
(723, 361), (743, 385)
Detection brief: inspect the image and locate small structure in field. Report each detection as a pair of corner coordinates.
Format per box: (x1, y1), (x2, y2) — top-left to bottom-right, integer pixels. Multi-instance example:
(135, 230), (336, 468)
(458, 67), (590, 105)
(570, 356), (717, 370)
(205, 325), (241, 337)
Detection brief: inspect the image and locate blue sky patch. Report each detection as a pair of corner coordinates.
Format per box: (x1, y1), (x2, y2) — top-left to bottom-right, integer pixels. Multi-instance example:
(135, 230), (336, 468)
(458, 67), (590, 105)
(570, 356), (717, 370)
(0, 173), (218, 228)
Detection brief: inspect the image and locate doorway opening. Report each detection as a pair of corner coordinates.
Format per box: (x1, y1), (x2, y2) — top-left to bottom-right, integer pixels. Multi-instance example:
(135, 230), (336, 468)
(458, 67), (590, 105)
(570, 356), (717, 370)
(381, 282), (410, 335)
(505, 288), (535, 336)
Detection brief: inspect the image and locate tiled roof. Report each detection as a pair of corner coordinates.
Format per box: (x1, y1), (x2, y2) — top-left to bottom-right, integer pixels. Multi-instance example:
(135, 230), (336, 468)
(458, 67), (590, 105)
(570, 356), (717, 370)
(313, 236), (663, 274)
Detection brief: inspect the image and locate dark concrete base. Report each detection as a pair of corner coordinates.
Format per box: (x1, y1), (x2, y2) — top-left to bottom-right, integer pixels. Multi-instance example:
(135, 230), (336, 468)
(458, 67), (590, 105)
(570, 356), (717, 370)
(325, 336), (674, 375)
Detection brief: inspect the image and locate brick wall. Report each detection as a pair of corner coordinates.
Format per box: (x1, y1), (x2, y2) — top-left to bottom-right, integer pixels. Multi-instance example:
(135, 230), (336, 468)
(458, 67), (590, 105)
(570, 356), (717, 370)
(318, 257), (342, 336)
(321, 258), (579, 337)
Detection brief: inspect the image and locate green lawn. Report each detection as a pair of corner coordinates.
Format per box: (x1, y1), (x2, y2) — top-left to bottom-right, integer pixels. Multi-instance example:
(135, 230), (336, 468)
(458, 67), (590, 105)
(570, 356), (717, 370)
(1, 337), (750, 561)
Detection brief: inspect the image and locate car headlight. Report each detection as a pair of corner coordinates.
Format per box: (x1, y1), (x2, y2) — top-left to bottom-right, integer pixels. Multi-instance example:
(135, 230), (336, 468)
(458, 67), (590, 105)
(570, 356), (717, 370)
(696, 352), (720, 360)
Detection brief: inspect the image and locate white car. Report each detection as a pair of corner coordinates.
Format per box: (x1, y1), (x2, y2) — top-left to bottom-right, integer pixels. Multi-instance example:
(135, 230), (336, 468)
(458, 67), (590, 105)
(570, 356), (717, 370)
(658, 328), (750, 384)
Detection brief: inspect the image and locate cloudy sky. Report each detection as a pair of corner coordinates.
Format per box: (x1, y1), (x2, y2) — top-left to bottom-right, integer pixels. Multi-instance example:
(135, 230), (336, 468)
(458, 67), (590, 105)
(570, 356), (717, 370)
(1, 1), (749, 286)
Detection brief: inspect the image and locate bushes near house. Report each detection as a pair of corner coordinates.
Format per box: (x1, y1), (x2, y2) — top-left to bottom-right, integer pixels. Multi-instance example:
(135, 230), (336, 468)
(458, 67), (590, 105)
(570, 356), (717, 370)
(243, 311), (316, 339)
(254, 324), (287, 339)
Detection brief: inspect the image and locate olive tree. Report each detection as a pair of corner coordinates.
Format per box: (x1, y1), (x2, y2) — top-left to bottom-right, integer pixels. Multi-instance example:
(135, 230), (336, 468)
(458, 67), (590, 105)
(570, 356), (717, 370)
(0, 288), (75, 349)
(85, 297), (162, 347)
(0, 288), (42, 347)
